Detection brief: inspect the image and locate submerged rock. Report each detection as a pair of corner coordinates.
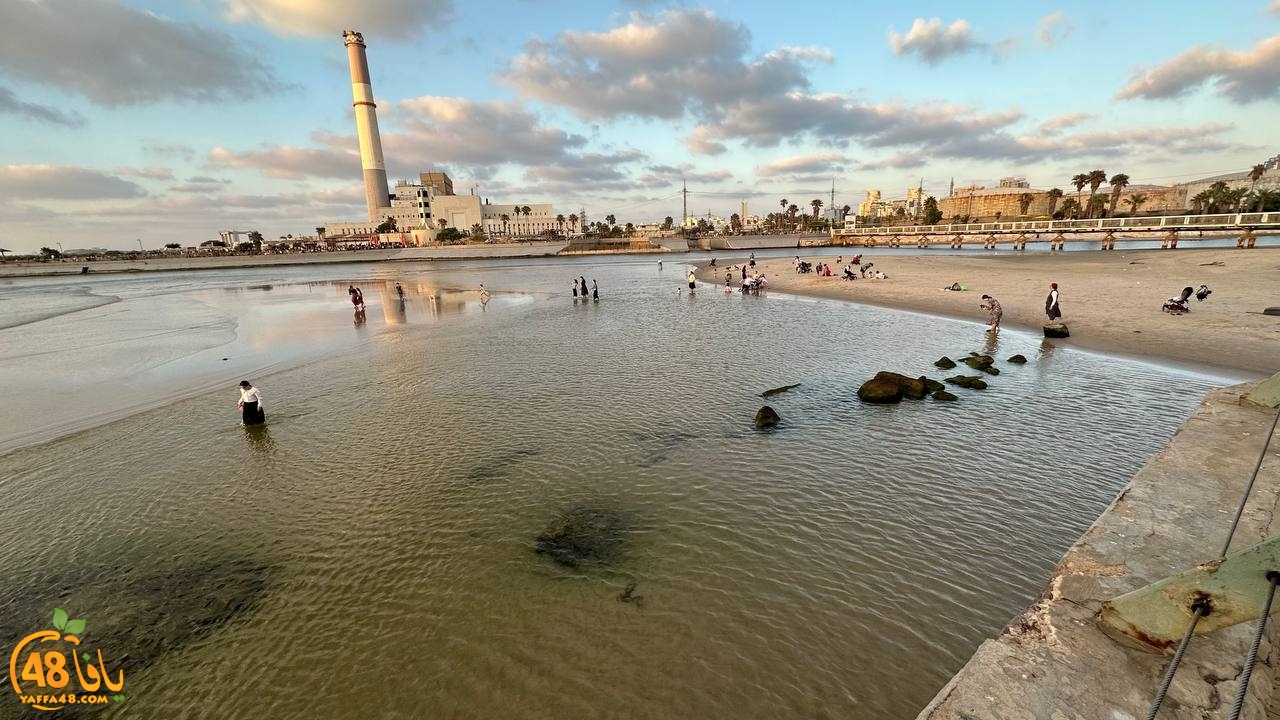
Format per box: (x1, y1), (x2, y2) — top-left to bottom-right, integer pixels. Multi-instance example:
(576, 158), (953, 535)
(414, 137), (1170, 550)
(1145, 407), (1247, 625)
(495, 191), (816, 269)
(945, 375), (989, 390)
(761, 383), (801, 398)
(921, 377), (945, 394)
(857, 377), (903, 404)
(982, 366), (1000, 376)
(934, 356), (957, 369)
(875, 371), (927, 400)
(932, 389), (958, 401)
(1007, 354), (1028, 364)
(535, 507), (625, 567)
(1044, 323), (1070, 338)
(754, 405), (781, 428)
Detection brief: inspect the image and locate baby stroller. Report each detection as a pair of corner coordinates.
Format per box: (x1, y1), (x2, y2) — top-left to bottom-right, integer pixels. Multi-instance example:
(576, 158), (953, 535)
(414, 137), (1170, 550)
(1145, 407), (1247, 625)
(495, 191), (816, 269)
(1194, 284), (1212, 301)
(797, 261), (813, 274)
(1162, 287), (1194, 315)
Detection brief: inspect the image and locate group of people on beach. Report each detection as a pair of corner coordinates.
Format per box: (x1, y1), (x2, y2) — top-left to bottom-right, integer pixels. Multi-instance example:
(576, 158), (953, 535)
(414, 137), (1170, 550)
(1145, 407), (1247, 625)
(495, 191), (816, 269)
(571, 275), (599, 301)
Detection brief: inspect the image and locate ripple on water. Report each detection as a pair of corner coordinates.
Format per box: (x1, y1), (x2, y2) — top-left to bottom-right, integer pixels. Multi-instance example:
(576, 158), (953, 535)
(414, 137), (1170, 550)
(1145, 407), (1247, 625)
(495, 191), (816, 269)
(0, 262), (1222, 720)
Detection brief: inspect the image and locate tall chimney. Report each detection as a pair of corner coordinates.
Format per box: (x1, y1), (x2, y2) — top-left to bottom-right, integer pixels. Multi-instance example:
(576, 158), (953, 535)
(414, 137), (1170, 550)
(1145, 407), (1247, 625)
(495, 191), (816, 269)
(343, 30), (390, 223)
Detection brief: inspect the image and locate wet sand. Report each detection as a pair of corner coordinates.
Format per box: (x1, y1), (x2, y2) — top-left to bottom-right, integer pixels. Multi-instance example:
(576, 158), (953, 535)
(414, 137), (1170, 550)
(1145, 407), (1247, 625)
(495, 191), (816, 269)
(701, 248), (1280, 377)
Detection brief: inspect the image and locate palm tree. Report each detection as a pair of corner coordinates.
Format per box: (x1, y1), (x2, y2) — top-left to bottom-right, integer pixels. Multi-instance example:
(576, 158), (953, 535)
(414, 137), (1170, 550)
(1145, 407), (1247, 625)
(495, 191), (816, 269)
(605, 214), (616, 228)
(1058, 198), (1081, 219)
(1085, 169), (1107, 218)
(1108, 173), (1130, 215)
(1124, 193), (1148, 215)
(568, 214), (578, 234)
(1249, 163), (1266, 192)
(662, 216), (673, 230)
(780, 198), (788, 217)
(810, 198), (823, 219)
(624, 222), (635, 236)
(1190, 190), (1211, 214)
(730, 213), (742, 232)
(1070, 173), (1088, 201)
(556, 214), (566, 234)
(438, 219), (448, 229)
(1017, 193), (1034, 216)
(1047, 188), (1063, 217)
(500, 213), (510, 236)
(1224, 187), (1249, 212)
(841, 204), (851, 218)
(0, 248), (9, 259)
(787, 204), (799, 230)
(1255, 189), (1280, 212)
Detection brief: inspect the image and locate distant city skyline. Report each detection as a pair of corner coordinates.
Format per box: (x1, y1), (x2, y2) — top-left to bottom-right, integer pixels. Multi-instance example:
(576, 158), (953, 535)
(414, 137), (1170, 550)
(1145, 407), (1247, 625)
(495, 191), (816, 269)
(1, 0), (1278, 251)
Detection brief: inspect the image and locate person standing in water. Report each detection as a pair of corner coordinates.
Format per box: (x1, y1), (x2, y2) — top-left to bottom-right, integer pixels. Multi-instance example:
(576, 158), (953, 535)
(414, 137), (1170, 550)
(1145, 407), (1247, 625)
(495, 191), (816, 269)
(591, 279), (599, 301)
(980, 294), (1003, 334)
(395, 282), (404, 298)
(572, 279), (579, 298)
(237, 380), (266, 426)
(687, 270), (697, 291)
(579, 276), (588, 298)
(1045, 283), (1062, 322)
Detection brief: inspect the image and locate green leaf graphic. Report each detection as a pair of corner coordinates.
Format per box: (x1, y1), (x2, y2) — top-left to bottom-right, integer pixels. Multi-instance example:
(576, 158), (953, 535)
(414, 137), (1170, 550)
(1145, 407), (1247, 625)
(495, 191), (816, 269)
(82, 653), (91, 662)
(65, 618), (86, 636)
(52, 608), (68, 631)
(112, 695), (125, 702)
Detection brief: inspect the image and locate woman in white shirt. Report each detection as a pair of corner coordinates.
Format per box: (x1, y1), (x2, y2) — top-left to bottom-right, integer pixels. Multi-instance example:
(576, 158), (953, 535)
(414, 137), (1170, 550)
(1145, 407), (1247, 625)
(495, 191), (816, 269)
(238, 381), (266, 426)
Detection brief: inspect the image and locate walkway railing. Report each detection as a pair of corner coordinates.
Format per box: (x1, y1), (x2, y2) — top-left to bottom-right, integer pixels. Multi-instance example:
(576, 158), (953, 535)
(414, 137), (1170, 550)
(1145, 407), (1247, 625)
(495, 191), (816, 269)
(834, 212), (1280, 236)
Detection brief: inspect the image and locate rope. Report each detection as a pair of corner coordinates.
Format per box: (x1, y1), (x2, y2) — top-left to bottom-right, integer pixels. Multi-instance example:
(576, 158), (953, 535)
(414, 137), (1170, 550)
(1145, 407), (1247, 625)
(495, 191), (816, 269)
(1228, 572), (1280, 720)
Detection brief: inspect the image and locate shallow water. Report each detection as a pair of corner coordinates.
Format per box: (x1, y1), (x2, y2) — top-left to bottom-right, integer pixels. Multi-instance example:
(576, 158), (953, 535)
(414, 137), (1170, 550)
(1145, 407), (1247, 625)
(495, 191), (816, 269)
(0, 258), (1226, 719)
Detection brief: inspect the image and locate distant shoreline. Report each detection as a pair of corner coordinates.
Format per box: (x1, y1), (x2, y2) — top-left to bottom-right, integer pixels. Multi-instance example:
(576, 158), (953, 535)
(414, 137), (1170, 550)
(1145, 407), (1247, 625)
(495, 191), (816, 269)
(698, 247), (1280, 378)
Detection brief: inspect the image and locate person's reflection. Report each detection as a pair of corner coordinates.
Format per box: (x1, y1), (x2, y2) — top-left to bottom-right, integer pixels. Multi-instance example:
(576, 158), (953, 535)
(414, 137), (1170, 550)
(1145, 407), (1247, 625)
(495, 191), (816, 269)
(397, 298), (407, 321)
(1038, 337), (1057, 359)
(354, 308), (367, 328)
(982, 329), (1000, 357)
(243, 424), (274, 454)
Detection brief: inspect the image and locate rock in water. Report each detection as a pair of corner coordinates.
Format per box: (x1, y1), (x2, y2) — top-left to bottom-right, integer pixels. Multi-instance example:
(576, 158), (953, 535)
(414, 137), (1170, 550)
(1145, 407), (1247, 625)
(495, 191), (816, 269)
(932, 389), (958, 401)
(1044, 323), (1070, 338)
(921, 377), (945, 394)
(934, 356), (957, 369)
(1007, 354), (1028, 364)
(874, 371), (927, 400)
(982, 366), (1000, 376)
(761, 383), (801, 398)
(962, 355), (995, 371)
(754, 405), (781, 428)
(945, 375), (989, 390)
(857, 377), (903, 404)
(535, 507), (625, 567)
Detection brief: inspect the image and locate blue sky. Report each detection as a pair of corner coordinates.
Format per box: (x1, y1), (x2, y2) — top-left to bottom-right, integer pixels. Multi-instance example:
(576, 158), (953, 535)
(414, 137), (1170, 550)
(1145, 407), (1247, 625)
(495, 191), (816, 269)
(1, 0), (1278, 251)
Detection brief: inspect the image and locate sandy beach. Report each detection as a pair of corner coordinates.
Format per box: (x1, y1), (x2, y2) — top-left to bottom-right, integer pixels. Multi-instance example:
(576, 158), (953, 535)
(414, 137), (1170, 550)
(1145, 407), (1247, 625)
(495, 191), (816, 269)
(701, 248), (1280, 377)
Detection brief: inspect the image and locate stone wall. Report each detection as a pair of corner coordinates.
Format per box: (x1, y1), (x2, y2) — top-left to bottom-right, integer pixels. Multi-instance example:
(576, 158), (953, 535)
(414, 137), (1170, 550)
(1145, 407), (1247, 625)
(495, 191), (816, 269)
(918, 381), (1280, 720)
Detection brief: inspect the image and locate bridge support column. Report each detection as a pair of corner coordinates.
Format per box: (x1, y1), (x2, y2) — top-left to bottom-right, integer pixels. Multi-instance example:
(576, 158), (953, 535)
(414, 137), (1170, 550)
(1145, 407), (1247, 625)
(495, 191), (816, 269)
(918, 235), (929, 248)
(1052, 232), (1066, 251)
(984, 233), (997, 250)
(1161, 230), (1178, 249)
(1238, 228), (1256, 249)
(1014, 233), (1027, 251)
(1101, 231), (1116, 250)
(950, 234), (963, 249)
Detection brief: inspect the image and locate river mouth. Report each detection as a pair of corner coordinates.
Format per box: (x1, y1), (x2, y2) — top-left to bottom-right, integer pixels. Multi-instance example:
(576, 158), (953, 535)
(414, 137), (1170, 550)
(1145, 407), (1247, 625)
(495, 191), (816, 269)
(0, 258), (1222, 718)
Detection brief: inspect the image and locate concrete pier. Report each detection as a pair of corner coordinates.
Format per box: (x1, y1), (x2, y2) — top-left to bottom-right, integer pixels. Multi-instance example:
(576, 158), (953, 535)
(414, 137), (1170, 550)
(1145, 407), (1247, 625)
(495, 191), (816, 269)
(919, 379), (1280, 719)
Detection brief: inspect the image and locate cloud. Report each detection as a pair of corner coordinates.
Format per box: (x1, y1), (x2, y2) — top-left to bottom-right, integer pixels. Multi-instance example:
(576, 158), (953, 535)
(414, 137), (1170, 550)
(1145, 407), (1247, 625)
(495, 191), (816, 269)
(142, 143), (195, 161)
(171, 176), (232, 193)
(856, 152), (927, 171)
(207, 136), (359, 179)
(1272, 0), (1280, 13)
(1116, 35), (1280, 103)
(220, 0), (453, 40)
(684, 127), (728, 156)
(391, 97), (588, 167)
(0, 86), (84, 127)
(500, 9), (824, 120)
(0, 0), (285, 106)
(889, 18), (984, 64)
(0, 165), (146, 200)
(1038, 112), (1094, 133)
(1035, 12), (1074, 47)
(636, 163), (732, 187)
(115, 166), (175, 181)
(755, 152), (844, 178)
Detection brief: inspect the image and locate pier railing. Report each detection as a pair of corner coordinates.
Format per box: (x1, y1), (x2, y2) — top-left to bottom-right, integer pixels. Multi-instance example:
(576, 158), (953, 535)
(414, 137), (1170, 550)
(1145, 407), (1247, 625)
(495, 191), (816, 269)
(830, 212), (1280, 249)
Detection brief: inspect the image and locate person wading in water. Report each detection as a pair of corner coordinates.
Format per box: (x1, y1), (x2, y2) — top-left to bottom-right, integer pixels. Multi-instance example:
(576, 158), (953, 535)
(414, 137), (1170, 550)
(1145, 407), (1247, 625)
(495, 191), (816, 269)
(238, 381), (266, 426)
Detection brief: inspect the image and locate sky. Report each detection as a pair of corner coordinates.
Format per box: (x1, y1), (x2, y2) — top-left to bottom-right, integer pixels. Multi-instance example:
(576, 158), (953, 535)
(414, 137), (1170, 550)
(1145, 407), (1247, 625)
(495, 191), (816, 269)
(1, 0), (1279, 252)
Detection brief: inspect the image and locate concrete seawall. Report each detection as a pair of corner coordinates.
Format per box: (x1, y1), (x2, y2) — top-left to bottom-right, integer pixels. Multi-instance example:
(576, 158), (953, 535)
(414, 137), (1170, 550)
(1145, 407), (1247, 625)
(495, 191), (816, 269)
(919, 379), (1280, 719)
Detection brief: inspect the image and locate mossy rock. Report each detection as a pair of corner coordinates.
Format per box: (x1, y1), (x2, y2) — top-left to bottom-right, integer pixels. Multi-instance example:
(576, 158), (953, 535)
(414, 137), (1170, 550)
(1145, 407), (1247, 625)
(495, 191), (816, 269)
(982, 366), (1000, 376)
(761, 383), (801, 398)
(962, 355), (995, 371)
(921, 377), (945, 394)
(874, 371), (927, 400)
(857, 377), (903, 404)
(1044, 323), (1070, 338)
(932, 389), (958, 401)
(934, 356), (957, 369)
(945, 375), (988, 390)
(754, 405), (781, 428)
(1007, 354), (1028, 364)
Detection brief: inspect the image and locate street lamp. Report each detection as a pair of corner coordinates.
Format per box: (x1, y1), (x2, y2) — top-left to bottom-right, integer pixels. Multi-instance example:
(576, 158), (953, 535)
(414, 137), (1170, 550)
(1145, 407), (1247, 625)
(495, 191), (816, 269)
(136, 238), (144, 252)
